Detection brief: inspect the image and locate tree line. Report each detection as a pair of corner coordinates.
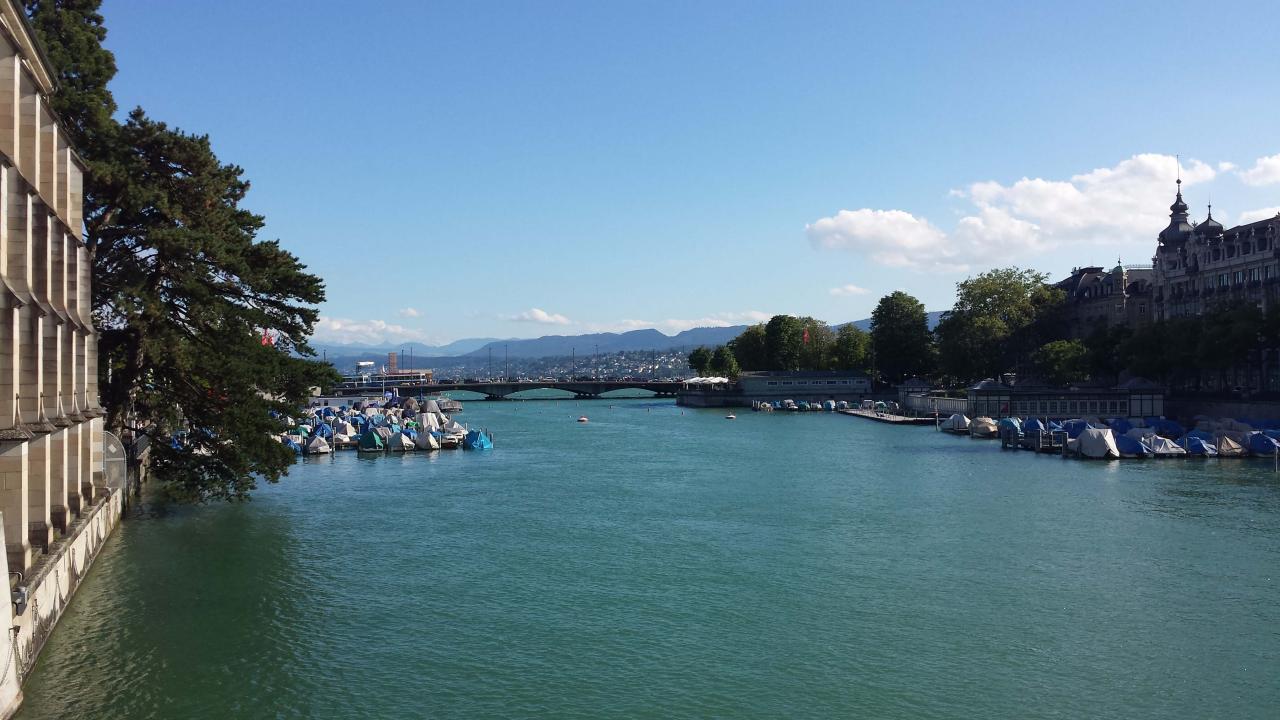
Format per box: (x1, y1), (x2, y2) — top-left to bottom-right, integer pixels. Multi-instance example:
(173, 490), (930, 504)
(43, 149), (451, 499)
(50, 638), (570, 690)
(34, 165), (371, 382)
(689, 266), (1276, 391)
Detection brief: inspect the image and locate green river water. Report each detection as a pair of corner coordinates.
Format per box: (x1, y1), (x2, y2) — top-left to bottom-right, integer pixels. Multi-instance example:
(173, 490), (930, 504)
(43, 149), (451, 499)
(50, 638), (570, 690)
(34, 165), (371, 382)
(12, 398), (1280, 718)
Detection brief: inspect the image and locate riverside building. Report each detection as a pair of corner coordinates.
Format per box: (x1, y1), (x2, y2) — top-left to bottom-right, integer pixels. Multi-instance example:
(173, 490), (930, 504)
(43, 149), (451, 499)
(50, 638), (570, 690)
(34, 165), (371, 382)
(1152, 179), (1280, 320)
(0, 4), (121, 716)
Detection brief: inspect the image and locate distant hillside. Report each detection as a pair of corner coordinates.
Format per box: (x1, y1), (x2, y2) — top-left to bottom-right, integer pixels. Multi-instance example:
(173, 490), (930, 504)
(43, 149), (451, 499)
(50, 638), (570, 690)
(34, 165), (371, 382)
(314, 312), (946, 367)
(312, 337), (505, 358)
(845, 310), (945, 332)
(465, 326), (749, 359)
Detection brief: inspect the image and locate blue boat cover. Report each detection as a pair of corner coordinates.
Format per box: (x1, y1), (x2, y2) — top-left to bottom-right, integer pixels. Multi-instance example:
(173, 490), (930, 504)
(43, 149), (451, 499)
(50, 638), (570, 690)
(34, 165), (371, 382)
(1023, 418), (1046, 433)
(1108, 418), (1133, 435)
(281, 436), (302, 455)
(1146, 418), (1185, 437)
(1062, 419), (1091, 439)
(998, 417), (1022, 433)
(1113, 434), (1149, 457)
(1185, 429), (1214, 441)
(1245, 432), (1279, 456)
(315, 423), (333, 439)
(463, 429), (493, 450)
(1179, 436), (1217, 456)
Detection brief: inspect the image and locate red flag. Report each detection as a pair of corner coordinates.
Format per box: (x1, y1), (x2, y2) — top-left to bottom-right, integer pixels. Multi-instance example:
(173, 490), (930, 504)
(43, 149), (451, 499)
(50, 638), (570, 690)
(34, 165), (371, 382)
(803, 328), (810, 344)
(261, 331), (270, 346)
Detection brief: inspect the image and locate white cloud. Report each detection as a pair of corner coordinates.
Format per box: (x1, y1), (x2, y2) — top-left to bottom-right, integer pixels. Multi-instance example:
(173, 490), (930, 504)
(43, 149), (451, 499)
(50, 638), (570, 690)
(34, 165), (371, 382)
(509, 308), (571, 325)
(806, 208), (953, 270)
(808, 153), (1220, 272)
(313, 316), (430, 345)
(1217, 161), (1237, 172)
(1239, 207), (1280, 225)
(829, 284), (870, 296)
(397, 307), (420, 318)
(1239, 153), (1280, 186)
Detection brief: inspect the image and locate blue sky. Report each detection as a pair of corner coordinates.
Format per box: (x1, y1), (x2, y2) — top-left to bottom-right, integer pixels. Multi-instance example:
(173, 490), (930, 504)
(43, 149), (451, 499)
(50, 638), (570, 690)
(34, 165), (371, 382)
(101, 0), (1280, 345)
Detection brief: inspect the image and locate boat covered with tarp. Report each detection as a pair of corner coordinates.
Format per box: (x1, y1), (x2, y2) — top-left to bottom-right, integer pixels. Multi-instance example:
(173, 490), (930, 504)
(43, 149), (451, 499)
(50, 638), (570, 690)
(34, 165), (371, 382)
(1214, 435), (1247, 458)
(463, 429), (494, 450)
(969, 417), (998, 438)
(358, 428), (385, 452)
(1076, 428), (1119, 459)
(1113, 433), (1149, 458)
(940, 414), (970, 433)
(1244, 431), (1280, 456)
(1178, 435), (1217, 457)
(306, 435), (331, 454)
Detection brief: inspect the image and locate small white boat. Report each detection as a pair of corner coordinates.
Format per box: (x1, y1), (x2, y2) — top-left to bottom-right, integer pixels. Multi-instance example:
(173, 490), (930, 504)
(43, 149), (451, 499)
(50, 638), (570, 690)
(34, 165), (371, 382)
(725, 414), (736, 420)
(577, 416), (589, 423)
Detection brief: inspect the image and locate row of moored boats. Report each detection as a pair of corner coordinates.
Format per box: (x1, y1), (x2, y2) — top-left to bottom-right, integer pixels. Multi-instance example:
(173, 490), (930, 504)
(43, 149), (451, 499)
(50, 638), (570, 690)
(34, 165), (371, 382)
(278, 397), (493, 456)
(938, 414), (1280, 459)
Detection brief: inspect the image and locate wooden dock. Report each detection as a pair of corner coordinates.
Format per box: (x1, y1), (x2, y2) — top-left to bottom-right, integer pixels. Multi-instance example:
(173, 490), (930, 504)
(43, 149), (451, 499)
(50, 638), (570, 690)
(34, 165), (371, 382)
(838, 409), (937, 426)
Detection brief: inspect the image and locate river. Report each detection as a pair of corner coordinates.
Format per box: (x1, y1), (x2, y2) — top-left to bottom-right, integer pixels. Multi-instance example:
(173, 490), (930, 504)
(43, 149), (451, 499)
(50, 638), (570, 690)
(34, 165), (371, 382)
(13, 399), (1280, 718)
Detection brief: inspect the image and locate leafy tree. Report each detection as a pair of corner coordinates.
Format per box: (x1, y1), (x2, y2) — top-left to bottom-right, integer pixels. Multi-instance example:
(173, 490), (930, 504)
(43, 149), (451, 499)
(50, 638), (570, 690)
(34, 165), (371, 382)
(833, 324), (870, 372)
(934, 267), (1062, 383)
(870, 291), (933, 383)
(688, 346), (713, 376)
(29, 0), (338, 501)
(1082, 322), (1131, 384)
(1032, 340), (1088, 387)
(764, 315), (804, 371)
(797, 316), (835, 370)
(729, 323), (768, 371)
(709, 345), (740, 378)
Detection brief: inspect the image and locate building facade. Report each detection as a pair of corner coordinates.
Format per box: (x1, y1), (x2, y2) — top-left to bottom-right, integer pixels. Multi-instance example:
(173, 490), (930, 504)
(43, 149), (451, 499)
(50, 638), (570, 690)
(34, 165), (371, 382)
(0, 5), (121, 716)
(0, 1), (103, 574)
(1055, 263), (1154, 338)
(1152, 179), (1280, 320)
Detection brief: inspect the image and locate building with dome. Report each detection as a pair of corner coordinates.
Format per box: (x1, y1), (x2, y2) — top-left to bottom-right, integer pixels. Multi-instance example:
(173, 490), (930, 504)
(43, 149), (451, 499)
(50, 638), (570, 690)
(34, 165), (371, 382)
(1151, 178), (1280, 320)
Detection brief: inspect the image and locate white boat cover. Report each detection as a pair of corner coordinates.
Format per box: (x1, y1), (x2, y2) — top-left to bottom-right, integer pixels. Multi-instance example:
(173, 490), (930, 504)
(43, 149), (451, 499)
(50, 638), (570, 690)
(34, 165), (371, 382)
(424, 400), (443, 415)
(333, 433), (350, 444)
(1146, 436), (1186, 456)
(419, 413), (442, 432)
(388, 433), (415, 452)
(306, 436), (331, 454)
(414, 431), (440, 451)
(1215, 435), (1247, 457)
(970, 417), (998, 437)
(1077, 428), (1119, 459)
(336, 421), (356, 436)
(375, 426), (394, 440)
(941, 414), (970, 431)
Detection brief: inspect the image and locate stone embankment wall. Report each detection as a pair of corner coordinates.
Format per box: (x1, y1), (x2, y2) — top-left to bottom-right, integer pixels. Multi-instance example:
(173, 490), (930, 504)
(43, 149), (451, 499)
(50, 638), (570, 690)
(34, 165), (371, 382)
(0, 486), (123, 719)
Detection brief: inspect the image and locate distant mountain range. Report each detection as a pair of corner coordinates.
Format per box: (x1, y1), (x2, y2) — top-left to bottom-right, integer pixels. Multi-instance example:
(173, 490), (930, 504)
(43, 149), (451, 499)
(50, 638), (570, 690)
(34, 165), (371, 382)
(313, 312), (945, 364)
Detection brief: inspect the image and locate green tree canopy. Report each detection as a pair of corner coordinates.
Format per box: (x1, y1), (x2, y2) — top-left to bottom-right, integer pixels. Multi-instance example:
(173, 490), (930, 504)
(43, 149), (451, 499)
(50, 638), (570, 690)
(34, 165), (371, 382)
(764, 315), (805, 371)
(709, 345), (740, 378)
(729, 323), (767, 371)
(688, 347), (713, 376)
(870, 291), (934, 383)
(30, 0), (338, 501)
(833, 324), (870, 372)
(934, 267), (1064, 384)
(1031, 340), (1088, 387)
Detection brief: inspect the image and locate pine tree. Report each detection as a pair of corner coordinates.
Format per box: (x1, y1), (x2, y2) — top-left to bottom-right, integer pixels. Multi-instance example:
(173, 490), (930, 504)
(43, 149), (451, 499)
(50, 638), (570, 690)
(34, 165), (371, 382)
(28, 0), (338, 501)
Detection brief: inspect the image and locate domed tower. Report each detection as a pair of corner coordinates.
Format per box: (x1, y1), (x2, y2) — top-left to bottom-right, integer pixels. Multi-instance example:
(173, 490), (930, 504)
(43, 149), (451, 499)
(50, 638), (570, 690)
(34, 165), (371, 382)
(1158, 178), (1194, 248)
(1196, 204), (1224, 240)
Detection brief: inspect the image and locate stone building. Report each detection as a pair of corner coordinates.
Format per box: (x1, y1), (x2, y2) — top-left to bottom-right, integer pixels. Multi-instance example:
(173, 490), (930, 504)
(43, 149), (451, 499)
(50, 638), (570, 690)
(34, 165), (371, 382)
(1152, 178), (1280, 319)
(0, 2), (104, 575)
(1055, 263), (1154, 338)
(0, 5), (123, 716)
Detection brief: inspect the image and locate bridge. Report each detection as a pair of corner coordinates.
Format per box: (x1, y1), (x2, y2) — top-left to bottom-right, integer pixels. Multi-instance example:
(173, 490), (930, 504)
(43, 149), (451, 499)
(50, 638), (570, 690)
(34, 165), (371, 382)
(331, 379), (683, 400)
